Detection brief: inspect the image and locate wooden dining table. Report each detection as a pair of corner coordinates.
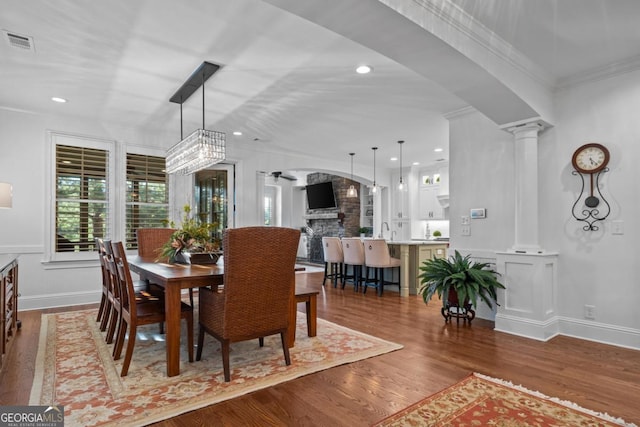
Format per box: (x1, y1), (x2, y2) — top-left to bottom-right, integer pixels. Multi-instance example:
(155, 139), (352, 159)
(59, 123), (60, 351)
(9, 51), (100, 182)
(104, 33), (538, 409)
(128, 256), (317, 377)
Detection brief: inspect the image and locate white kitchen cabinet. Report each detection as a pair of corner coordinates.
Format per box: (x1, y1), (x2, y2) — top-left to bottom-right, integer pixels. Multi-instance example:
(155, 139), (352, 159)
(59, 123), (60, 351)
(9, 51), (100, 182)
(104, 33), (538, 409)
(419, 186), (444, 220)
(390, 171), (410, 220)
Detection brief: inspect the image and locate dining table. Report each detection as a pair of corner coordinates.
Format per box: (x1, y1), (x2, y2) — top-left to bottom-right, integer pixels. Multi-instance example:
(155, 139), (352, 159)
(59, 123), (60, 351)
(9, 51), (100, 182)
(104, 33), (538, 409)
(128, 256), (317, 377)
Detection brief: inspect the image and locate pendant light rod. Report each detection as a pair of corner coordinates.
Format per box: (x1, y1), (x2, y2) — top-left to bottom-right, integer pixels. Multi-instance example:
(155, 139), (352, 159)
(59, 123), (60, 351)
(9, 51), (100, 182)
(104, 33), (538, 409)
(372, 147), (378, 193)
(349, 152), (355, 179)
(202, 70), (205, 129)
(347, 152), (358, 198)
(398, 140), (405, 190)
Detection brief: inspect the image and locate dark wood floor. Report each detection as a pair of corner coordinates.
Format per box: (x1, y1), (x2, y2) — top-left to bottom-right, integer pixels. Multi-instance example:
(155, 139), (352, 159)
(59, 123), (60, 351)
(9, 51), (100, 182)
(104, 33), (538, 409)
(1, 271), (639, 426)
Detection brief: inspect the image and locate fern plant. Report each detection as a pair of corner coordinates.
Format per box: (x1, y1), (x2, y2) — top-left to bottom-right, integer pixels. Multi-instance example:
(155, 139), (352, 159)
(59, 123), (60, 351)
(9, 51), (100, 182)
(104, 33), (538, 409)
(418, 250), (504, 309)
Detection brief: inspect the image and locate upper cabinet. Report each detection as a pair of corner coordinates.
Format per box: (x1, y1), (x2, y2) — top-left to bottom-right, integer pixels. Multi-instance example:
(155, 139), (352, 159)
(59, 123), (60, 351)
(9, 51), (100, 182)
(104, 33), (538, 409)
(419, 186), (444, 219)
(418, 166), (449, 220)
(390, 171), (410, 221)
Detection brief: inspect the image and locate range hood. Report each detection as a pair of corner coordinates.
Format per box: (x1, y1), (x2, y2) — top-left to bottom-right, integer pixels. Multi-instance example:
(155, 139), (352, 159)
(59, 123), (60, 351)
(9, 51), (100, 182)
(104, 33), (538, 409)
(437, 194), (449, 208)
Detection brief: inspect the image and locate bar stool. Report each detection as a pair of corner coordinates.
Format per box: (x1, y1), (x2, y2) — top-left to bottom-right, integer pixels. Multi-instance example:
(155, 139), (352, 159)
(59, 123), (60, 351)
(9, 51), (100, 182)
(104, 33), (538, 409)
(363, 239), (401, 296)
(322, 236), (344, 287)
(341, 238), (365, 291)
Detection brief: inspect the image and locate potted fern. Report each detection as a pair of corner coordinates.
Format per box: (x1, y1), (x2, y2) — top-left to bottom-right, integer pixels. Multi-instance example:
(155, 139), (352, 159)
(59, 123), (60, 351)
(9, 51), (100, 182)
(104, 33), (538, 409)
(419, 250), (504, 324)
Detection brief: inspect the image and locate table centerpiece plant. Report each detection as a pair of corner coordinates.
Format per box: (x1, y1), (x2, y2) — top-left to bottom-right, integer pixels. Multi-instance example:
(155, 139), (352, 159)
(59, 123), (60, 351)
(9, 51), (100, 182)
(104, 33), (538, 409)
(160, 204), (221, 264)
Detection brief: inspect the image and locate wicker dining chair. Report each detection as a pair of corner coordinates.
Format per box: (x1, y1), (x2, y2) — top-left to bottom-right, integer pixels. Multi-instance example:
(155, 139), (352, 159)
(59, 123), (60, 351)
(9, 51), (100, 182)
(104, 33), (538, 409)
(110, 241), (193, 376)
(135, 228), (196, 307)
(196, 226), (300, 382)
(136, 228), (176, 260)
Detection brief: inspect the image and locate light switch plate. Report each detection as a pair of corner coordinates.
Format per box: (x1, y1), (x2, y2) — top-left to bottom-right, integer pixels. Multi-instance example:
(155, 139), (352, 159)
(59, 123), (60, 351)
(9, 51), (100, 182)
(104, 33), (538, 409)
(461, 215), (470, 225)
(612, 220), (624, 235)
(461, 225), (471, 236)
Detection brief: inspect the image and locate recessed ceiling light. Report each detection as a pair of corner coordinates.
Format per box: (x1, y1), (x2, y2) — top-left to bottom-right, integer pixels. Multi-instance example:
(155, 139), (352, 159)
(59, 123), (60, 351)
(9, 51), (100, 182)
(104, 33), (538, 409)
(434, 147), (443, 152)
(356, 65), (372, 74)
(233, 131), (242, 136)
(390, 156), (398, 161)
(51, 97), (67, 103)
(412, 162), (420, 166)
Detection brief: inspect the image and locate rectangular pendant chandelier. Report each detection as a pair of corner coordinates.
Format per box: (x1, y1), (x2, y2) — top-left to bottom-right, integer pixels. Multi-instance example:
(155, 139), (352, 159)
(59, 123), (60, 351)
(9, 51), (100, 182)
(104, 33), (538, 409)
(165, 61), (226, 175)
(165, 129), (226, 175)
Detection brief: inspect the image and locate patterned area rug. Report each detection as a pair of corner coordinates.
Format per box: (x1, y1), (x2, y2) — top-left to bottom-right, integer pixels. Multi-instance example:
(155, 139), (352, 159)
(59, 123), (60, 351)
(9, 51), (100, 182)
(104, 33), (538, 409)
(30, 309), (402, 427)
(374, 373), (635, 426)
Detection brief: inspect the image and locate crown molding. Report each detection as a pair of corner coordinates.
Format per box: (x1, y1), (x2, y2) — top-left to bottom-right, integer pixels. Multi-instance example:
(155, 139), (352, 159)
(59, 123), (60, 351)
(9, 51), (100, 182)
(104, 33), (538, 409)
(398, 0), (555, 90)
(557, 53), (640, 91)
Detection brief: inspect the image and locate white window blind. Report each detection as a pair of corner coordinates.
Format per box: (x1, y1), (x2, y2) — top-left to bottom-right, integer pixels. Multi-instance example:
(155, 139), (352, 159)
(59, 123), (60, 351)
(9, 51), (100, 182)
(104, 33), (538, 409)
(126, 153), (168, 250)
(55, 144), (108, 252)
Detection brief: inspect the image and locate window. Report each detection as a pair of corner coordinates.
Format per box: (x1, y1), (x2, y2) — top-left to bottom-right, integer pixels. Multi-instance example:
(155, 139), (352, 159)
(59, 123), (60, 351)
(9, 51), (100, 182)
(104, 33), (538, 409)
(55, 144), (109, 252)
(264, 187), (274, 225)
(46, 132), (165, 264)
(125, 154), (168, 250)
(263, 185), (280, 226)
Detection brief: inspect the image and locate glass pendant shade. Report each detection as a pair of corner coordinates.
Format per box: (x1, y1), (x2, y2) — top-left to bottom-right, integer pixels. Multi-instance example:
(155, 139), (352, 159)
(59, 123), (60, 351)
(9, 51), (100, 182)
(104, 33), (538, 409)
(0, 182), (12, 208)
(347, 152), (358, 198)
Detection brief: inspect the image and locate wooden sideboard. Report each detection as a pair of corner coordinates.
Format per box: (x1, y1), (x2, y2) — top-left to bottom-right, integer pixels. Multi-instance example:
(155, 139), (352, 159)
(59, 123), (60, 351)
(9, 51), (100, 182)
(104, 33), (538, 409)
(0, 254), (18, 372)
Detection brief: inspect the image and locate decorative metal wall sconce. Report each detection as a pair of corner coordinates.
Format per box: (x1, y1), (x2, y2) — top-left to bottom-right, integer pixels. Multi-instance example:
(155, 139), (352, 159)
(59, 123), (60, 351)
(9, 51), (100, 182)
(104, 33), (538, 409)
(570, 143), (611, 231)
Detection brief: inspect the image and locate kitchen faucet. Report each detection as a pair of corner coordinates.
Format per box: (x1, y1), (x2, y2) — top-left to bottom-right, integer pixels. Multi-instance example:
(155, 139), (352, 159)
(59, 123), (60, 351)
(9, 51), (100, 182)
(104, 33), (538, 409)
(379, 221), (390, 238)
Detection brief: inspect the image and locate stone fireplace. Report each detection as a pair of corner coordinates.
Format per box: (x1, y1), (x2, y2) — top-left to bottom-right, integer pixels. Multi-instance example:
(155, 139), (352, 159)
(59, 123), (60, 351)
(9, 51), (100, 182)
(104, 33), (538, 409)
(303, 172), (360, 264)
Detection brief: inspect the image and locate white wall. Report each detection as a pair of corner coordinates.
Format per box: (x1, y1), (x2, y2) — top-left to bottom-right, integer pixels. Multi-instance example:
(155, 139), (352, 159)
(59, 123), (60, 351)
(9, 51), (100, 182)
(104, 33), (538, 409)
(448, 70), (640, 349)
(0, 108), (363, 310)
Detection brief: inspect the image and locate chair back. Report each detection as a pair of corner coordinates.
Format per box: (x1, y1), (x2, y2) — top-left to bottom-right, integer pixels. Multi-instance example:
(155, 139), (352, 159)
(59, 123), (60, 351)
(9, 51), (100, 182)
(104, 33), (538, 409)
(136, 228), (176, 258)
(110, 241), (137, 321)
(221, 226), (300, 337)
(364, 239), (392, 267)
(322, 237), (343, 263)
(101, 240), (121, 297)
(96, 238), (109, 285)
(341, 238), (364, 265)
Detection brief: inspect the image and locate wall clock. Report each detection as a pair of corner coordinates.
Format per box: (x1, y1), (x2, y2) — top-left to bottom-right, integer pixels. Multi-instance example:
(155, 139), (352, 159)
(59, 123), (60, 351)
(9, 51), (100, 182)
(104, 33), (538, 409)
(571, 143), (611, 231)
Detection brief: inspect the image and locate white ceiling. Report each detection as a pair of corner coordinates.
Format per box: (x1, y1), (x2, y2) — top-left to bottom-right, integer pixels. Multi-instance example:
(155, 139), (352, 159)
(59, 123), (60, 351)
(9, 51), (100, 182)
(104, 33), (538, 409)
(2, 0), (640, 170)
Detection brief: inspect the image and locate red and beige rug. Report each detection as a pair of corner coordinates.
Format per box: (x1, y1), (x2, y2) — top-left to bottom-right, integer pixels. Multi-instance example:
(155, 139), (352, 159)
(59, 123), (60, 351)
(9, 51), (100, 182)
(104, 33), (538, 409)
(374, 372), (635, 426)
(30, 309), (402, 427)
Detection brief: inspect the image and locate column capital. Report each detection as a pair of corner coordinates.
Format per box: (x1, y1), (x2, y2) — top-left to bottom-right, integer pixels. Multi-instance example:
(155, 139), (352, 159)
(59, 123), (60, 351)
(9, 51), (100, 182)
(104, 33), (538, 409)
(500, 118), (552, 136)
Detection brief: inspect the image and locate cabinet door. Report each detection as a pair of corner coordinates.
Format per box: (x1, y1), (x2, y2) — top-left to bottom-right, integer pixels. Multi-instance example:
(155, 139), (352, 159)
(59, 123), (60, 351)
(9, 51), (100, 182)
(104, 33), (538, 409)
(418, 186), (443, 220)
(391, 172), (410, 219)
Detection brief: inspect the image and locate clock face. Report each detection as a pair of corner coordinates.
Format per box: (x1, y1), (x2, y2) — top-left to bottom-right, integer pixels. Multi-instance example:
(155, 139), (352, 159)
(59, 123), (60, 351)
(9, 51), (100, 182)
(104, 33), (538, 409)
(572, 143), (610, 173)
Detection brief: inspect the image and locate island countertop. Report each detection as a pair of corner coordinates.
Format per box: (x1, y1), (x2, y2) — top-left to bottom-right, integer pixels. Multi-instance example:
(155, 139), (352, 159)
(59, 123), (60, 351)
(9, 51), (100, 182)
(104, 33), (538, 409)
(385, 239), (449, 245)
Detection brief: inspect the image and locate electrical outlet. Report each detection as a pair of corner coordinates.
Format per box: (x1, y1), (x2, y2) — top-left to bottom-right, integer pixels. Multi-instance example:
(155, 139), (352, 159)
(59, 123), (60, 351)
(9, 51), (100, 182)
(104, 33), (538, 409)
(584, 304), (596, 320)
(461, 225), (471, 236)
(612, 220), (624, 235)
(461, 215), (470, 225)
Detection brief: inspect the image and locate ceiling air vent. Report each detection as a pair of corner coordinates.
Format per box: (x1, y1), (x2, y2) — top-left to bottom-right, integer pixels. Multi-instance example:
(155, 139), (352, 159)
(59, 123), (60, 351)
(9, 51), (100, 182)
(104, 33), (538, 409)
(3, 30), (35, 52)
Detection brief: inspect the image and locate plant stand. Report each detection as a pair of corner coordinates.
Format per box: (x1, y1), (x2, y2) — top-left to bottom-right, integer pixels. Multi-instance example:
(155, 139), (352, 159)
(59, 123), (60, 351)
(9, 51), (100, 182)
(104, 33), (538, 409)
(441, 302), (475, 325)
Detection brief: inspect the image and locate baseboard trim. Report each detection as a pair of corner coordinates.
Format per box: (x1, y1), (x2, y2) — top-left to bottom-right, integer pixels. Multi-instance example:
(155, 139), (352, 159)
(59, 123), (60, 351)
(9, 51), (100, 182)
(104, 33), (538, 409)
(495, 314), (640, 350)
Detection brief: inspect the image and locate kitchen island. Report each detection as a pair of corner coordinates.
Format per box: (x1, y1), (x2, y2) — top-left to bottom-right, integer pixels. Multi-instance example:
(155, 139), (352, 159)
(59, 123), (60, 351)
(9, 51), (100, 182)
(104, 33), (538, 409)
(386, 240), (449, 297)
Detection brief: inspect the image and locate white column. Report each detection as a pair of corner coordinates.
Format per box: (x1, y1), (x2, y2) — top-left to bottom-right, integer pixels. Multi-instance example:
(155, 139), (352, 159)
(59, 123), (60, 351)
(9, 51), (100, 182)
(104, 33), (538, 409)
(502, 121), (545, 253)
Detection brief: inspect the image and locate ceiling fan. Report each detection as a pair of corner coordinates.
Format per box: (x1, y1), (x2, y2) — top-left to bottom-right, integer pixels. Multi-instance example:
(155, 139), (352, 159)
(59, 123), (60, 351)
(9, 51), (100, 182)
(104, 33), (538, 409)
(269, 171), (297, 182)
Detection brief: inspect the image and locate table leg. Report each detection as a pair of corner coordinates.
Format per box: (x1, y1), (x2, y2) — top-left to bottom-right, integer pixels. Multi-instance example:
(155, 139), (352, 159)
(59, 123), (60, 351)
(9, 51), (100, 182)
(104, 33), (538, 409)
(306, 295), (317, 337)
(164, 284), (182, 377)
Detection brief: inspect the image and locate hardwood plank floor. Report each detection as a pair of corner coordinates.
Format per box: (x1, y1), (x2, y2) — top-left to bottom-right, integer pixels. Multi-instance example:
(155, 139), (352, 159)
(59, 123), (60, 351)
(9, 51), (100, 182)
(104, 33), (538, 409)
(1, 272), (638, 426)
